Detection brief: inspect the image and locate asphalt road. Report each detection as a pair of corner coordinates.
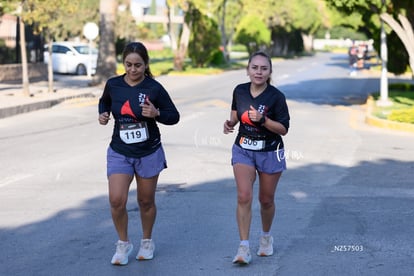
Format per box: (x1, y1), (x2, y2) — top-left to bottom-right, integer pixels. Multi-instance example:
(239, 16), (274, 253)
(0, 52), (413, 276)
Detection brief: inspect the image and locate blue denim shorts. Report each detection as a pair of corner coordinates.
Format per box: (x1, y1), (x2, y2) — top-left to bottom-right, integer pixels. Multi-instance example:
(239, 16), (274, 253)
(107, 146), (167, 178)
(231, 144), (286, 174)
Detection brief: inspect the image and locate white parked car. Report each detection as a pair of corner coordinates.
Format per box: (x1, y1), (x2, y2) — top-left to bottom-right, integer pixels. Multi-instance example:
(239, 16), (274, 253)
(43, 41), (98, 75)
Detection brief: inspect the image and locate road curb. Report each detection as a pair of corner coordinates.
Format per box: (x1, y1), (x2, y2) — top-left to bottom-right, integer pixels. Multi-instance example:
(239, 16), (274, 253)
(0, 92), (96, 119)
(365, 96), (414, 134)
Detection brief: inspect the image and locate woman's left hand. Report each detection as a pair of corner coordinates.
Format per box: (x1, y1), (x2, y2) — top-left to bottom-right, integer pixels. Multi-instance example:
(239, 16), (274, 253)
(248, 105), (263, 122)
(141, 97), (160, 118)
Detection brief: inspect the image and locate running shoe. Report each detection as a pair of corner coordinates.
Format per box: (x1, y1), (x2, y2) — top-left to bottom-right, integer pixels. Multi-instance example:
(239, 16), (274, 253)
(257, 235), (274, 256)
(111, 240), (133, 265)
(136, 239), (155, 260)
(232, 245), (251, 264)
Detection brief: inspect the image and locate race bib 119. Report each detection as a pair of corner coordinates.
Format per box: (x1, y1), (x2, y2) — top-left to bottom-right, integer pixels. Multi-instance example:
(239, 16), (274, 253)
(119, 122), (149, 144)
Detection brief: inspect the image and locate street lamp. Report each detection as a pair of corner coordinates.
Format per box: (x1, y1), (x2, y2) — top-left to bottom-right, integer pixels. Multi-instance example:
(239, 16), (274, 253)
(377, 0), (392, 106)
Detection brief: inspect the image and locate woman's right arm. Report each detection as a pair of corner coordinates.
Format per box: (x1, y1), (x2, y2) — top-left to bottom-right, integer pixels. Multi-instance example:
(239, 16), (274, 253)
(98, 82), (112, 125)
(223, 110), (238, 134)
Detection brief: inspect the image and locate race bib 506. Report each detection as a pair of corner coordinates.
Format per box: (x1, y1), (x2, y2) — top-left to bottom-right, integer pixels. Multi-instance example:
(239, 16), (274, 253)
(239, 136), (265, 151)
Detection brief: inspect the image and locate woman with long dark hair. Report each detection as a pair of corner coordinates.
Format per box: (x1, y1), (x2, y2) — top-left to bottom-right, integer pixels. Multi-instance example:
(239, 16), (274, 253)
(98, 42), (180, 265)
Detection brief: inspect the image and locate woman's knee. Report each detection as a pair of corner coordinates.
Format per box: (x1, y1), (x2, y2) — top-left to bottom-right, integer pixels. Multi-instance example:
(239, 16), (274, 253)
(259, 196), (275, 209)
(138, 197), (155, 211)
(237, 192), (253, 205)
(109, 195), (127, 210)
(108, 174), (133, 209)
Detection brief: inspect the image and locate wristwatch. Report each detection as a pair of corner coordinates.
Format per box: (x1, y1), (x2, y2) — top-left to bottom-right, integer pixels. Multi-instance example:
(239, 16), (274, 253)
(259, 115), (266, 125)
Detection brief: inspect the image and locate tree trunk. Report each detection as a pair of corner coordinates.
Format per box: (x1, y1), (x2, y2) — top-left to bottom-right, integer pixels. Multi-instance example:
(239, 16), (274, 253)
(46, 35), (54, 93)
(218, 0), (229, 63)
(270, 35), (289, 56)
(167, 3), (178, 53)
(302, 33), (313, 52)
(381, 13), (414, 78)
(93, 0), (117, 85)
(174, 21), (190, 71)
(19, 16), (30, 97)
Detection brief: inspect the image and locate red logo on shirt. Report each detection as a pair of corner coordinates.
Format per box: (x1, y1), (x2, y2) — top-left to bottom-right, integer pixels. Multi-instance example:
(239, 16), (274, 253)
(241, 111), (255, 126)
(120, 100), (137, 119)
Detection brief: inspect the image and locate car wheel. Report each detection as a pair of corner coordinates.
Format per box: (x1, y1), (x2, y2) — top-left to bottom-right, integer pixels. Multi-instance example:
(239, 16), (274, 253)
(76, 64), (87, 75)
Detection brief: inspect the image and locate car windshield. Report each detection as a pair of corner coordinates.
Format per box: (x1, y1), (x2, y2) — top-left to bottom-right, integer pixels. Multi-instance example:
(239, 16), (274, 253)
(74, 45), (98, 55)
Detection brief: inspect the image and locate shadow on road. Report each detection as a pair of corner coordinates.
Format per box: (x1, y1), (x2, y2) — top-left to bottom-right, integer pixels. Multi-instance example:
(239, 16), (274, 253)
(1, 158), (413, 275)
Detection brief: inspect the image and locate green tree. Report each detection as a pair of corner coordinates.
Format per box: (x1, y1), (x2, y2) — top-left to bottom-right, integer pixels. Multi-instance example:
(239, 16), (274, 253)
(148, 0), (158, 36)
(166, 0), (191, 71)
(290, 0), (324, 52)
(2, 1), (30, 96)
(21, 0), (81, 93)
(217, 0), (244, 62)
(237, 0), (324, 55)
(66, 0), (100, 38)
(117, 0), (140, 48)
(4, 0), (81, 95)
(381, 12), (414, 78)
(234, 15), (271, 55)
(166, 0), (242, 70)
(325, 0), (414, 77)
(386, 30), (408, 75)
(190, 0), (244, 63)
(187, 6), (221, 67)
(323, 4), (364, 34)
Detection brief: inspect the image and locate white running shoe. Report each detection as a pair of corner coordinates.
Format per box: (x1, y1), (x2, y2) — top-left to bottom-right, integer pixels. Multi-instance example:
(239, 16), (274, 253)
(257, 235), (274, 256)
(111, 240), (133, 265)
(136, 239), (155, 260)
(232, 245), (251, 264)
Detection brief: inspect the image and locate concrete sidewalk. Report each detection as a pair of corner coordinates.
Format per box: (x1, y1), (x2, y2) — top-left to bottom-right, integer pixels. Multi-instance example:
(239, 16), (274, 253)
(0, 76), (103, 119)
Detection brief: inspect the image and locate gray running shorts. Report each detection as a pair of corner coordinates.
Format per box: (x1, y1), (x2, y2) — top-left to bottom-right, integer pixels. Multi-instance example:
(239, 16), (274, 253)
(107, 146), (167, 178)
(231, 144), (286, 174)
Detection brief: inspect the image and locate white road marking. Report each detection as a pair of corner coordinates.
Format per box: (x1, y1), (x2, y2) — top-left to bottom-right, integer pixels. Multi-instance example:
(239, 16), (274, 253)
(0, 174), (32, 188)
